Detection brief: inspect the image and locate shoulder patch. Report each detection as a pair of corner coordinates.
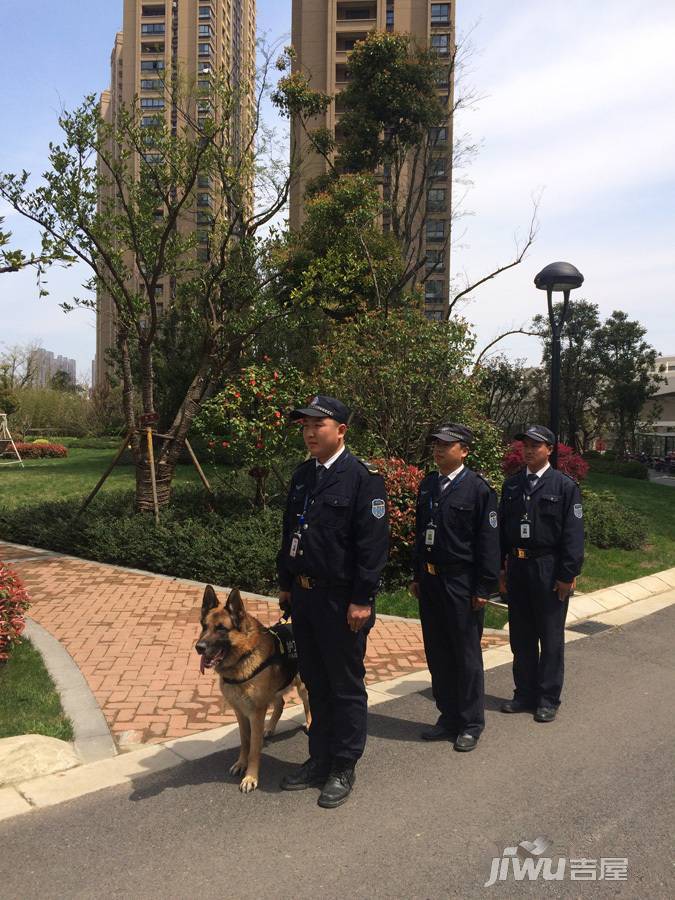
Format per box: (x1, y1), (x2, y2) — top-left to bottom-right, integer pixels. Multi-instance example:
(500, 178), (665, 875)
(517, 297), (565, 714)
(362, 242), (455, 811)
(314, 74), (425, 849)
(355, 456), (380, 475)
(561, 471), (579, 484)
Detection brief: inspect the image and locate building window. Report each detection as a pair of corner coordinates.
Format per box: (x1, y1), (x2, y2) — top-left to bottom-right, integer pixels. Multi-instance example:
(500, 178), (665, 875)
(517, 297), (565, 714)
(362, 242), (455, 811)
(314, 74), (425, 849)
(198, 61), (211, 74)
(196, 211), (213, 224)
(197, 247), (210, 262)
(431, 4), (451, 27)
(142, 153), (163, 164)
(199, 5), (212, 18)
(142, 4), (165, 16)
(427, 188), (447, 212)
(141, 59), (165, 71)
(338, 5), (376, 21)
(197, 193), (213, 208)
(141, 42), (165, 54)
(431, 34), (450, 56)
(141, 23), (165, 34)
(386, 1), (394, 31)
(141, 115), (163, 127)
(197, 175), (212, 188)
(426, 249), (445, 272)
(426, 220), (445, 242)
(140, 97), (165, 108)
(425, 309), (444, 321)
(140, 78), (162, 90)
(430, 126), (448, 145)
(425, 280), (444, 300)
(198, 24), (213, 36)
(428, 158), (447, 179)
(198, 42), (212, 57)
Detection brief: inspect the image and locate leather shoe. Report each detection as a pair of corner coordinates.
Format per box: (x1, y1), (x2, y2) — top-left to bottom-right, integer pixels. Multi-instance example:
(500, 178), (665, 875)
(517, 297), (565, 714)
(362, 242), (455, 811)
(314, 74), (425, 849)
(454, 732), (479, 752)
(420, 723), (457, 742)
(280, 757), (331, 791)
(534, 706), (557, 723)
(317, 762), (355, 808)
(500, 700), (534, 714)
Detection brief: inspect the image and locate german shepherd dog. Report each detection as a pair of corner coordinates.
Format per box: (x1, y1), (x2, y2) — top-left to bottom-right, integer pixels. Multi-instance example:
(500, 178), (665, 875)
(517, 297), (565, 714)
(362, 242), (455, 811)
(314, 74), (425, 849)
(195, 585), (310, 793)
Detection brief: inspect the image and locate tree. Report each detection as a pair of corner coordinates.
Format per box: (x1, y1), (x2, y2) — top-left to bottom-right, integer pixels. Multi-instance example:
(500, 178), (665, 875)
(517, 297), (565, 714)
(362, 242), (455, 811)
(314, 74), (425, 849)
(0, 216), (72, 277)
(0, 57), (328, 512)
(478, 355), (540, 435)
(533, 300), (603, 451)
(50, 369), (78, 393)
(313, 307), (504, 483)
(592, 311), (663, 455)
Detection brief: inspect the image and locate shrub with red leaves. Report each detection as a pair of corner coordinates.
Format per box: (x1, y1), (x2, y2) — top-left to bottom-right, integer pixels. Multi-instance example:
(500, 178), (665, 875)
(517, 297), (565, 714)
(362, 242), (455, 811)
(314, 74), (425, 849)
(5, 442), (68, 459)
(0, 562), (30, 664)
(502, 441), (589, 481)
(371, 457), (425, 582)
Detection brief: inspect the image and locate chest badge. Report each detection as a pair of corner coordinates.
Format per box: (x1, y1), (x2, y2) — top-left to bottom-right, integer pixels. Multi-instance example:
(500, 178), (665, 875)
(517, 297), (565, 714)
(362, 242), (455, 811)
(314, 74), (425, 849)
(371, 499), (386, 519)
(489, 511), (498, 529)
(574, 503), (583, 518)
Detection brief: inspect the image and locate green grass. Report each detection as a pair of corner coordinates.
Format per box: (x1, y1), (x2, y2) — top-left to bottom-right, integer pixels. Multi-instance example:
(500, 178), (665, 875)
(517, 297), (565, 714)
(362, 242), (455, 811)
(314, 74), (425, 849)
(580, 473), (675, 593)
(0, 640), (74, 740)
(377, 587), (509, 629)
(0, 448), (203, 511)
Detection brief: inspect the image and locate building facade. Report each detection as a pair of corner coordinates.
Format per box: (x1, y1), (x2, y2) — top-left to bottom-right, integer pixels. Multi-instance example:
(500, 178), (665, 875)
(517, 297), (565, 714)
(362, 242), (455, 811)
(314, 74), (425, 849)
(94, 0), (256, 387)
(637, 355), (675, 456)
(289, 0), (455, 319)
(29, 349), (77, 388)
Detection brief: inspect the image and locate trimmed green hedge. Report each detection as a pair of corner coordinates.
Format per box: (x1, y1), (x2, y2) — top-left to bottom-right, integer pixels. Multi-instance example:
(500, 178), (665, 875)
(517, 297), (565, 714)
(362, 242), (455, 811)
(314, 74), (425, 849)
(582, 489), (648, 550)
(585, 457), (649, 480)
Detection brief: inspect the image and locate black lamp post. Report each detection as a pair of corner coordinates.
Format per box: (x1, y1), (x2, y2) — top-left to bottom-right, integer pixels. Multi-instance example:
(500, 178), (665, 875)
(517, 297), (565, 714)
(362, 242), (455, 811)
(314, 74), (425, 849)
(534, 261), (584, 468)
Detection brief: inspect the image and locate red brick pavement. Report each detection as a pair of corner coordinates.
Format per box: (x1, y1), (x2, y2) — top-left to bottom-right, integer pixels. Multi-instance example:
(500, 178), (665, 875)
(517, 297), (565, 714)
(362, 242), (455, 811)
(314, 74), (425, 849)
(1, 542), (508, 745)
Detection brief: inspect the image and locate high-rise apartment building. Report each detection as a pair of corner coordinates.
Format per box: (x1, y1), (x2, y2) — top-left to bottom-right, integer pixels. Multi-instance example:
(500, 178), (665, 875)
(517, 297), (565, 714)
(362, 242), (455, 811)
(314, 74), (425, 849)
(289, 0), (455, 320)
(95, 0), (256, 387)
(29, 349), (77, 387)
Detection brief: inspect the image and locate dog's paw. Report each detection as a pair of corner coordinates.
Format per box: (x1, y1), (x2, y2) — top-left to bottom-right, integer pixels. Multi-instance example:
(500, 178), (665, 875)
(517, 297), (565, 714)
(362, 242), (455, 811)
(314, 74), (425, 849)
(263, 727), (276, 741)
(302, 724), (310, 735)
(229, 759), (247, 776)
(239, 774), (258, 793)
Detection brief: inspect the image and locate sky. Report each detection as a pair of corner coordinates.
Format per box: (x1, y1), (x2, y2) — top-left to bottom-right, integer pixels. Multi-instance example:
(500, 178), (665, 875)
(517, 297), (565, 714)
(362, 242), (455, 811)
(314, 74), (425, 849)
(1, 0), (674, 381)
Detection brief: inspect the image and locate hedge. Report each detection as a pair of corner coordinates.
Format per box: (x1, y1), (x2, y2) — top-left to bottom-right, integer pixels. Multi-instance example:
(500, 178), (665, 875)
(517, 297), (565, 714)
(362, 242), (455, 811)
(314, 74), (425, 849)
(585, 457), (649, 480)
(0, 563), (30, 663)
(582, 489), (648, 550)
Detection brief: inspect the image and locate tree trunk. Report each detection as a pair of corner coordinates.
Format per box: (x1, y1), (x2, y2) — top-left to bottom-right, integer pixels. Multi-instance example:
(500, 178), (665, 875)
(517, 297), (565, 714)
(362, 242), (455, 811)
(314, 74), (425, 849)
(134, 442), (178, 513)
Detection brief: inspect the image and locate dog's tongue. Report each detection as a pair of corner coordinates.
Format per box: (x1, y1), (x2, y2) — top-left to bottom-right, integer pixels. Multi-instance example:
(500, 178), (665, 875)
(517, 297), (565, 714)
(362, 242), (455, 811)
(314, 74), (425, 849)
(199, 656), (206, 675)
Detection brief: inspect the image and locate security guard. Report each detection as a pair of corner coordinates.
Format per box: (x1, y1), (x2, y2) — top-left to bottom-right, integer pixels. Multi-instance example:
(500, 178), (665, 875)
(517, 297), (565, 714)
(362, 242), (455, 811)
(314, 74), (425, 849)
(499, 425), (584, 722)
(410, 424), (500, 752)
(277, 395), (389, 808)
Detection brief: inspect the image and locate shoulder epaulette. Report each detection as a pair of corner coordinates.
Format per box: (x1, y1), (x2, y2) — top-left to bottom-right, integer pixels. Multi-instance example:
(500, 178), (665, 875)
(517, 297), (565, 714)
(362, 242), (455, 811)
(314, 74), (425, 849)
(474, 471), (497, 490)
(355, 456), (380, 475)
(560, 471), (579, 485)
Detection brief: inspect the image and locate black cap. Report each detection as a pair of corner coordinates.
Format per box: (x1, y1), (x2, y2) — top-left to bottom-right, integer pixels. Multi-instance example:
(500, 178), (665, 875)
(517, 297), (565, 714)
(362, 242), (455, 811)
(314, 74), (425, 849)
(290, 394), (351, 425)
(431, 423), (474, 447)
(514, 425), (555, 445)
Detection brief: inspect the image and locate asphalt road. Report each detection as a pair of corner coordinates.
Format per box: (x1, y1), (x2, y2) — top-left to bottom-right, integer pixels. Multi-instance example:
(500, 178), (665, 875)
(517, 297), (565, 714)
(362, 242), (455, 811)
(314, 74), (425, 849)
(2, 607), (674, 900)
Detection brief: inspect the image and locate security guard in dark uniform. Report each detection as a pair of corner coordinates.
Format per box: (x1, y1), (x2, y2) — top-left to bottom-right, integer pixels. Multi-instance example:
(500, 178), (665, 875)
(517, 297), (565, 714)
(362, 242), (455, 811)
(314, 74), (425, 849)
(499, 425), (584, 722)
(277, 395), (389, 808)
(410, 424), (500, 752)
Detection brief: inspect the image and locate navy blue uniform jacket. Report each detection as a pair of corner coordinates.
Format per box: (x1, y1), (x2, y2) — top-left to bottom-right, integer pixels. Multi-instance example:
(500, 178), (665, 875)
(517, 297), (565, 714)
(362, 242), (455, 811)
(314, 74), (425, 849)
(413, 468), (501, 598)
(277, 450), (389, 605)
(499, 467), (584, 583)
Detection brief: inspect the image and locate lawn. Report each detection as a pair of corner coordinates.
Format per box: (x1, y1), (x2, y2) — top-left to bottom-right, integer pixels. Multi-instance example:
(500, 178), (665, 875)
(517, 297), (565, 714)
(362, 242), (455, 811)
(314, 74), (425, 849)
(0, 640), (74, 741)
(0, 448), (203, 511)
(377, 586), (508, 629)
(580, 473), (675, 592)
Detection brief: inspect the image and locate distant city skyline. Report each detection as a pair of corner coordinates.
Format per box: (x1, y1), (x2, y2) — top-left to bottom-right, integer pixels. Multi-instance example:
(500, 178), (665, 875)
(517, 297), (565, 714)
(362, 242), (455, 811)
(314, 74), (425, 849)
(2, 0), (675, 377)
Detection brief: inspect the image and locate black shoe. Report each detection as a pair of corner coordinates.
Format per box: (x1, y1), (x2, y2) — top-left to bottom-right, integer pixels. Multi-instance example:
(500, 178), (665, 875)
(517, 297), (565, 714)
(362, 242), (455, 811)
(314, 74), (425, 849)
(500, 700), (534, 714)
(280, 757), (331, 791)
(534, 706), (557, 723)
(420, 723), (457, 742)
(454, 733), (479, 752)
(317, 762), (355, 809)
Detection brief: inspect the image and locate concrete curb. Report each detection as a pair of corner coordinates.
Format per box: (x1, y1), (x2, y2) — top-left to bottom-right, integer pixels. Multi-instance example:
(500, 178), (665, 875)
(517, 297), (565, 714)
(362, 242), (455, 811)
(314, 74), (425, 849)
(24, 619), (117, 765)
(2, 586), (673, 824)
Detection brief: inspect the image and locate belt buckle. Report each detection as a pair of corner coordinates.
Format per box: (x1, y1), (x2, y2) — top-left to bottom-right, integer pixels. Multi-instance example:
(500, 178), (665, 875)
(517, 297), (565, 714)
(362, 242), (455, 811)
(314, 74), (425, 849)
(516, 548), (527, 560)
(425, 563), (438, 576)
(298, 575), (311, 590)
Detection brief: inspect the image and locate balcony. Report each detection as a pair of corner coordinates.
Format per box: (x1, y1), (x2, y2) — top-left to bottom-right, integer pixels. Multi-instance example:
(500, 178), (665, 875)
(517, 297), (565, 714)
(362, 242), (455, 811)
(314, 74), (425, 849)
(142, 4), (165, 16)
(336, 32), (368, 56)
(336, 4), (376, 28)
(141, 42), (165, 54)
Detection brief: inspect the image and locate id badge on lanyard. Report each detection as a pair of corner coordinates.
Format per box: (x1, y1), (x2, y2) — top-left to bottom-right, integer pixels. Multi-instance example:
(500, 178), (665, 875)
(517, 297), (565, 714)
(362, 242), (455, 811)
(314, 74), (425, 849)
(520, 519), (531, 540)
(290, 492), (310, 558)
(425, 525), (436, 547)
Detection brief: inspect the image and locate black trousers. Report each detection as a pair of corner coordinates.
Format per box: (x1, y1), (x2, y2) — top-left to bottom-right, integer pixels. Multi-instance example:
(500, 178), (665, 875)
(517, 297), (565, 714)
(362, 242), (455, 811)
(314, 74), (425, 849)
(506, 556), (569, 708)
(290, 582), (373, 764)
(418, 570), (485, 737)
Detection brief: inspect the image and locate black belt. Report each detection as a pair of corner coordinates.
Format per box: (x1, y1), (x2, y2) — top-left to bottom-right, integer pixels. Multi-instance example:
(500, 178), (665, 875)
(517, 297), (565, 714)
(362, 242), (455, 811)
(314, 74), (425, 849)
(423, 561), (472, 577)
(295, 574), (350, 590)
(509, 548), (555, 560)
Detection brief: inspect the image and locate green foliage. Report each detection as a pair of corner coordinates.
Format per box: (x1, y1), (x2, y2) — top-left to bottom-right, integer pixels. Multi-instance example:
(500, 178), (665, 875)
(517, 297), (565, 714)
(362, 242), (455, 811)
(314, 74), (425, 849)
(582, 488), (648, 550)
(585, 458), (649, 480)
(478, 355), (541, 434)
(315, 308), (504, 483)
(8, 388), (98, 437)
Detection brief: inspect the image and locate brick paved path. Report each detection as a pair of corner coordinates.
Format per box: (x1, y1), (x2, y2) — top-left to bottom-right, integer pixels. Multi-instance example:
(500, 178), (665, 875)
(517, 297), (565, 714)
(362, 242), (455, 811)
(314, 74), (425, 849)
(1, 542), (508, 745)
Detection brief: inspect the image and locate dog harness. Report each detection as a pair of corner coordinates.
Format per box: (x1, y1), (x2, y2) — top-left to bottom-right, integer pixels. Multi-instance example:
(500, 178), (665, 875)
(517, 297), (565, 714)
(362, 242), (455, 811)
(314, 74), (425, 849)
(218, 622), (298, 686)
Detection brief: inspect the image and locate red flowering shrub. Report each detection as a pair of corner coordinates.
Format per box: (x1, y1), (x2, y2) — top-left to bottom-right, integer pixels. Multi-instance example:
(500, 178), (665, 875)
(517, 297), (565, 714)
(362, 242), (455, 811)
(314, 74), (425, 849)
(0, 562), (30, 663)
(6, 442), (68, 459)
(502, 441), (589, 481)
(371, 457), (424, 582)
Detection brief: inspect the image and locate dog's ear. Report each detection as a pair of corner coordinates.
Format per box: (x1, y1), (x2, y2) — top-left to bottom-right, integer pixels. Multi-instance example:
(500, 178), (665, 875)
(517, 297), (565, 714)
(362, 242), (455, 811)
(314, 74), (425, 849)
(201, 585), (219, 622)
(225, 588), (246, 629)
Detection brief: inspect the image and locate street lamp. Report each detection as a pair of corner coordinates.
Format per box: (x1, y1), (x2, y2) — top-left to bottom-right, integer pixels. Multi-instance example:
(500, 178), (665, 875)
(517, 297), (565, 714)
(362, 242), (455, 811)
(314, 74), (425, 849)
(534, 261), (584, 468)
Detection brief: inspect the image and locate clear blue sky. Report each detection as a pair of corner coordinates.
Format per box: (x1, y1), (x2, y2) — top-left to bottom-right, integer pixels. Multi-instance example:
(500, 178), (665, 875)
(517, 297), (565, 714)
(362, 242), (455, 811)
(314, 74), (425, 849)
(1, 1), (674, 381)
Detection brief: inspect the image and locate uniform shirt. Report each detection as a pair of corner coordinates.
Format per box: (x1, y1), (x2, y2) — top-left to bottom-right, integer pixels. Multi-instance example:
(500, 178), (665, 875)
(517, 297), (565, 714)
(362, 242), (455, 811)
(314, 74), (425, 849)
(413, 468), (500, 598)
(499, 467), (584, 583)
(277, 449), (389, 605)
